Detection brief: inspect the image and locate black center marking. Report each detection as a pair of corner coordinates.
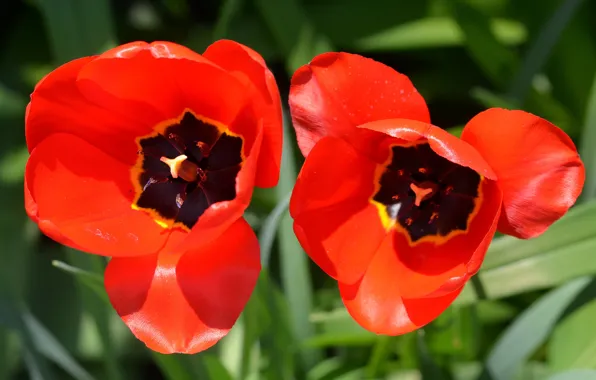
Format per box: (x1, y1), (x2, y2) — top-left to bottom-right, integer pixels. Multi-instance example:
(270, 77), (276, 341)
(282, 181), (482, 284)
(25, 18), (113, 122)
(372, 143), (481, 242)
(133, 111), (243, 229)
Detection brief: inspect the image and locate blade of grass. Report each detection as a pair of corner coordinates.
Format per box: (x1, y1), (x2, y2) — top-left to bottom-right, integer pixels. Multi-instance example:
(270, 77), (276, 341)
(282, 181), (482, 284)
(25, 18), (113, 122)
(478, 277), (593, 380)
(37, 0), (116, 62)
(314, 201), (596, 325)
(22, 311), (95, 380)
(196, 355), (234, 380)
(66, 252), (123, 380)
(354, 17), (526, 52)
(0, 298), (55, 380)
(481, 201), (596, 270)
(212, 0), (243, 40)
(152, 353), (200, 380)
(365, 336), (394, 378)
(22, 345), (53, 380)
(272, 113), (320, 369)
(507, 0), (586, 103)
(455, 200), (596, 304)
(549, 298), (596, 371)
(417, 331), (447, 380)
(51, 260), (108, 305)
(579, 72), (596, 200)
(259, 192), (291, 268)
(547, 370), (596, 380)
(450, 1), (518, 88)
(254, 0), (333, 73)
(218, 314), (245, 378)
(254, 270), (296, 380)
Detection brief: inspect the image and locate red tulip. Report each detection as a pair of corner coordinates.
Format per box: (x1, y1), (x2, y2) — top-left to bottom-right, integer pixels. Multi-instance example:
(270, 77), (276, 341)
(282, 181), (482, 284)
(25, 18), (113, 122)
(289, 52), (585, 335)
(24, 40), (282, 353)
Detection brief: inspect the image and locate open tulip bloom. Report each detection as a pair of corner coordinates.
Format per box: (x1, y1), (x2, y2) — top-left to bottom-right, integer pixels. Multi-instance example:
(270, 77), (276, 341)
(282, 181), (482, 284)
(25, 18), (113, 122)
(24, 40), (282, 353)
(289, 52), (585, 335)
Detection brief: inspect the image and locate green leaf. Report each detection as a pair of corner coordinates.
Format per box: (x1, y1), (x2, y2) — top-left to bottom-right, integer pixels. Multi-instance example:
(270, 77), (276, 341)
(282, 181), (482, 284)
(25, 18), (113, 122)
(36, 0), (116, 63)
(51, 260), (109, 305)
(549, 298), (596, 371)
(262, 113), (319, 369)
(469, 88), (517, 109)
(456, 200), (596, 304)
(579, 72), (596, 200)
(0, 299), (56, 380)
(547, 370), (596, 380)
(354, 17), (526, 52)
(428, 304), (480, 359)
(196, 355), (234, 380)
(254, 0), (333, 73)
(152, 353), (200, 380)
(66, 252), (124, 380)
(476, 301), (517, 325)
(212, 0), (243, 40)
(258, 192), (291, 268)
(251, 270), (296, 379)
(365, 336), (394, 378)
(480, 277), (592, 380)
(507, 0), (586, 103)
(307, 357), (353, 380)
(417, 331), (447, 380)
(306, 308), (376, 348)
(23, 311), (95, 380)
(0, 146), (29, 184)
(451, 1), (518, 87)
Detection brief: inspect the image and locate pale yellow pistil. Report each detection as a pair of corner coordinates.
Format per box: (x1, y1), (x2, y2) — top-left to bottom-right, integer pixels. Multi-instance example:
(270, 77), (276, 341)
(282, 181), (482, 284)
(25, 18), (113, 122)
(410, 182), (437, 207)
(160, 155), (199, 182)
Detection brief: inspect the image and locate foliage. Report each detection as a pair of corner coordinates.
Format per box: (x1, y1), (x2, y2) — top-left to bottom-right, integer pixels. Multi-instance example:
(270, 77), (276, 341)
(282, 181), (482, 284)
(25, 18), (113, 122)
(1, 0), (596, 379)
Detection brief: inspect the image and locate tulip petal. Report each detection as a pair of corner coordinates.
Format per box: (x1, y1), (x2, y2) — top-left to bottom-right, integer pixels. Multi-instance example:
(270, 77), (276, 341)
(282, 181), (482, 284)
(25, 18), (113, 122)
(25, 56), (148, 165)
(359, 120), (502, 297)
(339, 237), (464, 335)
(104, 217), (260, 354)
(461, 108), (585, 238)
(165, 125), (263, 253)
(204, 40), (282, 188)
(290, 136), (377, 216)
(26, 133), (170, 256)
(290, 137), (383, 283)
(289, 52), (430, 157)
(360, 118), (496, 179)
(389, 178), (502, 298)
(76, 41), (253, 144)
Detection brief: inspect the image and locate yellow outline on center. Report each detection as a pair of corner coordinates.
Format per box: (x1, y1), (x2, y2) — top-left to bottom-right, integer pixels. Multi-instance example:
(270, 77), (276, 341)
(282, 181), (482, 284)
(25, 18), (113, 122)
(370, 141), (484, 247)
(130, 108), (245, 231)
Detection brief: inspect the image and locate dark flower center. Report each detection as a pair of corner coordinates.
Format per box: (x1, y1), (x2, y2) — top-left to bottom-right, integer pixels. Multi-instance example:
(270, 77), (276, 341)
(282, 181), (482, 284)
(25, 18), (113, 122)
(372, 142), (482, 243)
(132, 110), (243, 230)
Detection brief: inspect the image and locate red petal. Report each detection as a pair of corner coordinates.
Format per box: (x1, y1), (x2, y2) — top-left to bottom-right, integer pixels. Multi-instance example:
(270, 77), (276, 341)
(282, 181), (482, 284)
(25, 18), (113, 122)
(289, 136), (377, 216)
(26, 133), (169, 256)
(104, 217), (260, 354)
(461, 108), (585, 238)
(166, 126), (263, 253)
(25, 56), (144, 165)
(289, 52), (430, 157)
(294, 203), (386, 284)
(25, 176), (84, 251)
(204, 40), (283, 188)
(360, 118), (496, 179)
(289, 137), (383, 283)
(76, 41), (253, 139)
(339, 238), (464, 335)
(388, 179), (502, 298)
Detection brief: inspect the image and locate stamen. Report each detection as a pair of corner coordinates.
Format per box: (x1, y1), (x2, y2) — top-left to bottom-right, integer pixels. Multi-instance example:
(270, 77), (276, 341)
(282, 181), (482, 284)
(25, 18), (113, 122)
(410, 182), (436, 207)
(197, 141), (211, 156)
(160, 155), (199, 182)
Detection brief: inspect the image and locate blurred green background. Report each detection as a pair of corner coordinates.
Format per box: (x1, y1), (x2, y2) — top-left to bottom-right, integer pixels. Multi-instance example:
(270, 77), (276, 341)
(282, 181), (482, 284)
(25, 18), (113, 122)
(2, 0), (596, 379)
